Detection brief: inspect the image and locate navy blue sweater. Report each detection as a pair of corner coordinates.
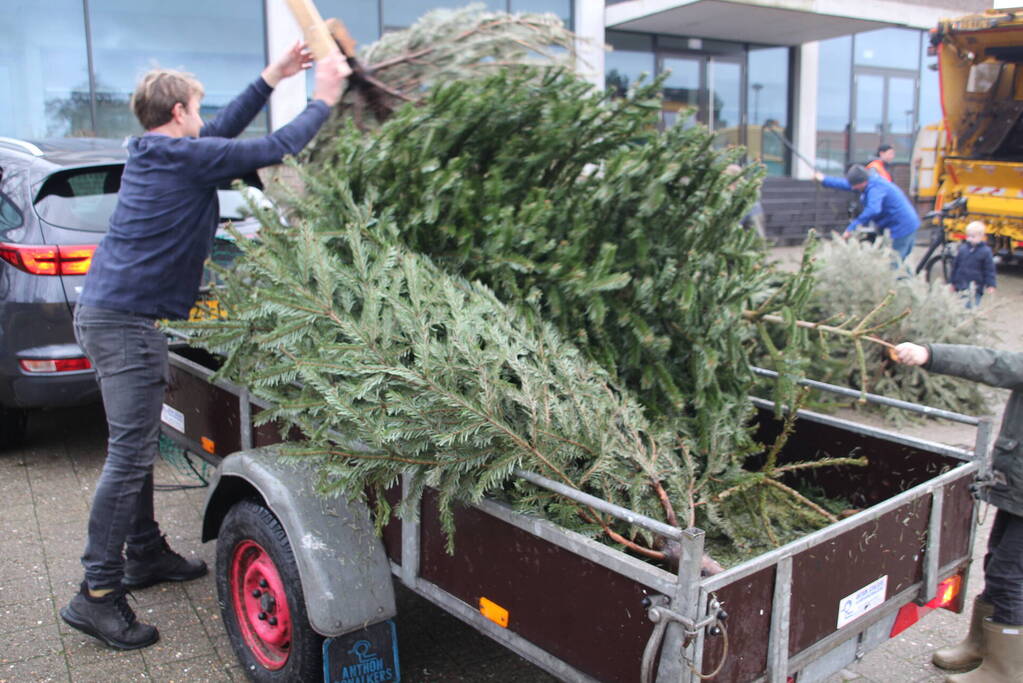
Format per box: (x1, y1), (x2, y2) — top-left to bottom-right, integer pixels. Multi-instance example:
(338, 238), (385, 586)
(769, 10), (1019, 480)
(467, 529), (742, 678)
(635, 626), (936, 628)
(950, 241), (996, 292)
(81, 78), (329, 319)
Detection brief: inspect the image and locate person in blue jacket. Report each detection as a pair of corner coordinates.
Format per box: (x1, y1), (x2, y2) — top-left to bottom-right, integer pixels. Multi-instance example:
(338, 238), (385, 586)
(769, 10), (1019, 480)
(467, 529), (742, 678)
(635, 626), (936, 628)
(60, 43), (350, 651)
(949, 221), (997, 307)
(815, 164), (921, 262)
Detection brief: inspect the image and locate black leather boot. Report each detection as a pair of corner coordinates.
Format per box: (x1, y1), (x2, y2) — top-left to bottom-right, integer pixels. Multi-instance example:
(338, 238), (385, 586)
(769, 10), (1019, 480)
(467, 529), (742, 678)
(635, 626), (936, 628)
(60, 582), (159, 650)
(123, 535), (208, 589)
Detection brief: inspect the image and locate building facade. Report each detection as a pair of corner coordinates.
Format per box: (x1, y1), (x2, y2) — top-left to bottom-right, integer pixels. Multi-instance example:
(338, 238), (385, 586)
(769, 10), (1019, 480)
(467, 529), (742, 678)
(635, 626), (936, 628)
(0, 0), (994, 180)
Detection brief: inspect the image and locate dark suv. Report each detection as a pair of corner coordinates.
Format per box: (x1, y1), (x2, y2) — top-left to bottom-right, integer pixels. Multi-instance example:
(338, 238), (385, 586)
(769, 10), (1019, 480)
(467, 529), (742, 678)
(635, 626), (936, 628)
(0, 137), (262, 448)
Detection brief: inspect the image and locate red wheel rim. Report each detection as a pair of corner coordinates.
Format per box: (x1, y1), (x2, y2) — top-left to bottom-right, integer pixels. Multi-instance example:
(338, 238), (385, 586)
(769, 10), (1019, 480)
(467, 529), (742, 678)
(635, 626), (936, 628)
(230, 539), (293, 670)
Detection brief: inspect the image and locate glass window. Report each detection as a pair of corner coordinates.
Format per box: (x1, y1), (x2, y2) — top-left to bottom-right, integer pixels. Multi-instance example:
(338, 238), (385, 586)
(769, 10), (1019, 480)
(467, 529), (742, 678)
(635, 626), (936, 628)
(747, 46), (789, 176)
(0, 193), (25, 232)
(816, 36), (852, 174)
(0, 0), (91, 138)
(854, 28), (921, 71)
(853, 72), (885, 163)
(606, 32), (655, 95)
(710, 61), (741, 131)
(316, 0), (381, 47)
(510, 0), (570, 26)
(88, 0), (268, 138)
(886, 75), (917, 162)
(661, 56), (701, 128)
(35, 166), (123, 233)
(383, 1), (505, 31)
(918, 44), (942, 128)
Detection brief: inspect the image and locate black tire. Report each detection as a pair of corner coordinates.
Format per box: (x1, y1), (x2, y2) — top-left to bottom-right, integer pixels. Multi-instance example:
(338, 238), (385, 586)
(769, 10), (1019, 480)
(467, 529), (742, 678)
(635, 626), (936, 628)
(0, 405), (28, 450)
(925, 253), (953, 284)
(216, 499), (323, 682)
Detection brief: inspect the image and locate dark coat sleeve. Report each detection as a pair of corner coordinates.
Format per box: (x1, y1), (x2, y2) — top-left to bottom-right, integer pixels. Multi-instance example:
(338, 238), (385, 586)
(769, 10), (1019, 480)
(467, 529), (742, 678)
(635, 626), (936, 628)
(927, 344), (1023, 390)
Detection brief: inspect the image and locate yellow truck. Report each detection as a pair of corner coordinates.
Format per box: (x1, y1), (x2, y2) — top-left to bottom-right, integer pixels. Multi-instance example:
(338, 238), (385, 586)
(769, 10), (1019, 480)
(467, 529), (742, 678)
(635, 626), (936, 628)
(915, 7), (1023, 265)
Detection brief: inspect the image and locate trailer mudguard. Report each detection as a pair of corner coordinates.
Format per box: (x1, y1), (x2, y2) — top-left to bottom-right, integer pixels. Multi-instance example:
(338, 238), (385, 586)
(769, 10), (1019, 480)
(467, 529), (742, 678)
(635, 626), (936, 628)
(201, 447), (396, 637)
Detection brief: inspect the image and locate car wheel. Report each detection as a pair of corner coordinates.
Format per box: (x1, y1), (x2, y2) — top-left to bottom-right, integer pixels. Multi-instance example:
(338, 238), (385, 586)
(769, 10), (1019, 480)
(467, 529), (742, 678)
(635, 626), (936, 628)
(216, 499), (323, 682)
(0, 405), (28, 450)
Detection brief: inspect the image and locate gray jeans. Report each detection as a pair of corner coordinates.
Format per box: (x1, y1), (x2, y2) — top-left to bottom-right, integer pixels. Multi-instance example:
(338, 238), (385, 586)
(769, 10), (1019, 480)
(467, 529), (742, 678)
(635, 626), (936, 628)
(74, 305), (168, 590)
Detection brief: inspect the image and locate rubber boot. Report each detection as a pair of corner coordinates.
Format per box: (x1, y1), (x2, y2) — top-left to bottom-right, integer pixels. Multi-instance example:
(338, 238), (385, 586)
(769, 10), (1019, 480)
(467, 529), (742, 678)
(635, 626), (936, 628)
(60, 582), (159, 650)
(946, 618), (1023, 682)
(933, 596), (995, 671)
(123, 534), (208, 589)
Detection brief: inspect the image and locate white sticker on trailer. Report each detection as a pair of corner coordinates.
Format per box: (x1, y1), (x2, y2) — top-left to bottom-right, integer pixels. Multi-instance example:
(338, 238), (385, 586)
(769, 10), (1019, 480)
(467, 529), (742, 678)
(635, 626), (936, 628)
(161, 403), (185, 433)
(837, 575), (888, 629)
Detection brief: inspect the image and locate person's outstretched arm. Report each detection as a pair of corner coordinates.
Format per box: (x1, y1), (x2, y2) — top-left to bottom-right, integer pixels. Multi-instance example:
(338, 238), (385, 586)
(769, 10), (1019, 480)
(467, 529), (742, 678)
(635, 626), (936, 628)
(190, 52), (349, 185)
(895, 342), (1023, 390)
(201, 41), (320, 140)
(815, 171), (852, 192)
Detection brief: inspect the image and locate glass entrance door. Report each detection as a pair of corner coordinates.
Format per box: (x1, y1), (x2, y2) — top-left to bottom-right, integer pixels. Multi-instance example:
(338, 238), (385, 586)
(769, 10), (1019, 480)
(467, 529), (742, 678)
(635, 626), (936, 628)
(852, 69), (918, 164)
(660, 55), (744, 148)
(709, 59), (742, 148)
(661, 56), (701, 129)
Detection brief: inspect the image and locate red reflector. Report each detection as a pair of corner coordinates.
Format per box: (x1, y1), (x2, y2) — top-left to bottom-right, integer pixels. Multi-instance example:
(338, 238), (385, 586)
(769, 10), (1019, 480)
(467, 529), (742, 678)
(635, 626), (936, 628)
(890, 603), (921, 638)
(890, 575), (963, 638)
(0, 243), (96, 276)
(19, 357), (92, 373)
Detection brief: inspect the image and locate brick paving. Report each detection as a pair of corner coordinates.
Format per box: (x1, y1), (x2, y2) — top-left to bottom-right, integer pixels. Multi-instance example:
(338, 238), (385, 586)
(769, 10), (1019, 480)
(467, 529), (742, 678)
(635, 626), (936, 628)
(0, 401), (997, 682)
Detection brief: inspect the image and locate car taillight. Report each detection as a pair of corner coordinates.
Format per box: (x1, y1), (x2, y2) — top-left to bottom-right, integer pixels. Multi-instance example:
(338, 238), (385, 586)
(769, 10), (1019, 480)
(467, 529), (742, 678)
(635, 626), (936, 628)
(0, 243), (97, 276)
(56, 245), (96, 275)
(19, 357), (92, 373)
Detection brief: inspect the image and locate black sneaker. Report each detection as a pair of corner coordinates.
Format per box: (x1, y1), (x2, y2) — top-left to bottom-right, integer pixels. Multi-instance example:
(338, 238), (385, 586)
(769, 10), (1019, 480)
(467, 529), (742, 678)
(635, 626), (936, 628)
(123, 535), (208, 589)
(60, 582), (159, 650)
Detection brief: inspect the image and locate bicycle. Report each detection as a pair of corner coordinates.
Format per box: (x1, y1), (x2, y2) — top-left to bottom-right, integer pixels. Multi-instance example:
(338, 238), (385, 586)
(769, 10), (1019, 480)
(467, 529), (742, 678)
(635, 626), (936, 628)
(913, 196), (968, 283)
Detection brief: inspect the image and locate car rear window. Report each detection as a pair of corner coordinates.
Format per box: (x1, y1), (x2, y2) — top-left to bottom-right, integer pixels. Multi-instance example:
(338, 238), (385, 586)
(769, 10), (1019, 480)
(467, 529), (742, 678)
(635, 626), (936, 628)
(34, 165), (123, 233)
(34, 165), (265, 234)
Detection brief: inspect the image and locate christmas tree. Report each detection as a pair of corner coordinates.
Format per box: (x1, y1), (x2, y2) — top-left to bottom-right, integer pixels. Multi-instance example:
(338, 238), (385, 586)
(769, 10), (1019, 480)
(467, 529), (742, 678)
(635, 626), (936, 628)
(181, 10), (882, 564)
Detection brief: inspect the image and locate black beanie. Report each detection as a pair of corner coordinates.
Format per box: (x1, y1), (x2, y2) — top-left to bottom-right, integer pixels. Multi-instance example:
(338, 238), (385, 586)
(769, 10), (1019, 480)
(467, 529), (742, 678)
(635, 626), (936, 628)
(846, 164), (869, 186)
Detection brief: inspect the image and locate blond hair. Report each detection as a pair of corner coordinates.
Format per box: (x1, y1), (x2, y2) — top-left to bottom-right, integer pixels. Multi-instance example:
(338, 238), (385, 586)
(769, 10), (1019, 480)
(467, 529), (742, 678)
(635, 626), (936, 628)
(130, 69), (204, 130)
(965, 220), (987, 238)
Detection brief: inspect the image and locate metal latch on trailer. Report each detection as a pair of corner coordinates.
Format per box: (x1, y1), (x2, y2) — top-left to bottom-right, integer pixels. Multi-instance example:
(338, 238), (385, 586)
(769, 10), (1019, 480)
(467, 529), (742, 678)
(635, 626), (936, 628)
(641, 594), (729, 683)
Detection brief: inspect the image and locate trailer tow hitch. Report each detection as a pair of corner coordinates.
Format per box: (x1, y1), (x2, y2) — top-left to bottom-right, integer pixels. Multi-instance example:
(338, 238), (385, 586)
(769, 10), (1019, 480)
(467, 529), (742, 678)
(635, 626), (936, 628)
(640, 595), (729, 682)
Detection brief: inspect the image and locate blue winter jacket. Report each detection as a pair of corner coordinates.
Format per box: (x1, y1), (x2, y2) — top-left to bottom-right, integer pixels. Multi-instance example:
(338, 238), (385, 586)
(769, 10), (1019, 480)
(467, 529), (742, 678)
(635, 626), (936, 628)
(821, 175), (920, 239)
(950, 241), (996, 292)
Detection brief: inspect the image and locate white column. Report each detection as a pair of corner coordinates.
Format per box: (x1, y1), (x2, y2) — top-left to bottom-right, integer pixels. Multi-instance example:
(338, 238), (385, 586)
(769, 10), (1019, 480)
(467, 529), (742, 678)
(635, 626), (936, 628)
(792, 41), (819, 179)
(574, 0), (605, 90)
(265, 0), (307, 131)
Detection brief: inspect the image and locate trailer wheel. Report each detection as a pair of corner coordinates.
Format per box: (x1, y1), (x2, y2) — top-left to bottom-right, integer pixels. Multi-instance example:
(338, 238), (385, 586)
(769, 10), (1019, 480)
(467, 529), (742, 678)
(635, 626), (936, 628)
(216, 499), (323, 681)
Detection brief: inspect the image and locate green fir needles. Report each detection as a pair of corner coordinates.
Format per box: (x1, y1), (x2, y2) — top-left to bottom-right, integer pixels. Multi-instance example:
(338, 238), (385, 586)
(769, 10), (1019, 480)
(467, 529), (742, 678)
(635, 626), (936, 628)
(178, 65), (867, 562)
(189, 197), (694, 558)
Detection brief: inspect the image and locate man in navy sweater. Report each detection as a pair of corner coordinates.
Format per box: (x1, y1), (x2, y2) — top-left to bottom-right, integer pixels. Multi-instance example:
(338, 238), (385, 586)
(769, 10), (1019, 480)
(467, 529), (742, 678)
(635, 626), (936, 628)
(815, 164), (920, 262)
(60, 44), (349, 650)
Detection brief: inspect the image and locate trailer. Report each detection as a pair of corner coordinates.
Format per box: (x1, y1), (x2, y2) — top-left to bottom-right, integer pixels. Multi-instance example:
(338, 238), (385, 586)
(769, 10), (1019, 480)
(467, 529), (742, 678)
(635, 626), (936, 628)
(160, 341), (992, 683)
